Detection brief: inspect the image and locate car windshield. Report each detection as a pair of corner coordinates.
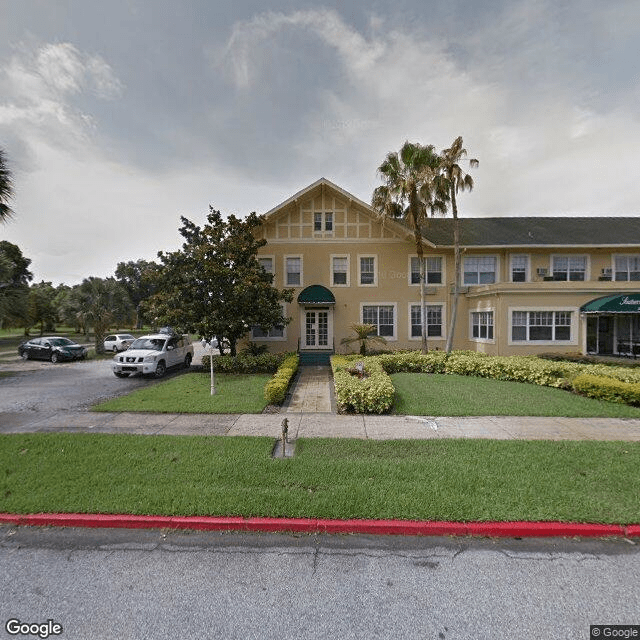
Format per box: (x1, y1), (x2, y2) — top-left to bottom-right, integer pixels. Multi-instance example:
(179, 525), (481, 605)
(49, 338), (75, 346)
(130, 338), (166, 350)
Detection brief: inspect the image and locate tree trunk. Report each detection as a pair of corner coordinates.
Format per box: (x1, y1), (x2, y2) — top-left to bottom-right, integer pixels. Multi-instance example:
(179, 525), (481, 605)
(419, 250), (428, 354)
(409, 186), (428, 354)
(446, 189), (460, 354)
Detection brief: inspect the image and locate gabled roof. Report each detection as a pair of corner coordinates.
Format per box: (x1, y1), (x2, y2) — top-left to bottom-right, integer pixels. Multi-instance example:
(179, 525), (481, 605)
(262, 179), (640, 248)
(263, 177), (373, 219)
(261, 177), (421, 244)
(416, 217), (640, 247)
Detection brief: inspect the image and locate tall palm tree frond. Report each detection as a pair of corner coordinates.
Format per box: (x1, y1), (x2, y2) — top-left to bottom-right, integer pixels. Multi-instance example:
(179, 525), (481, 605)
(0, 148), (14, 223)
(372, 141), (445, 353)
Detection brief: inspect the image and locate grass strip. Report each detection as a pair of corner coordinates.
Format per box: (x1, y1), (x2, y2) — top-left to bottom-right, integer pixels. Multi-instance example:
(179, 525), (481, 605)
(93, 372), (271, 414)
(392, 373), (640, 417)
(1, 433), (639, 523)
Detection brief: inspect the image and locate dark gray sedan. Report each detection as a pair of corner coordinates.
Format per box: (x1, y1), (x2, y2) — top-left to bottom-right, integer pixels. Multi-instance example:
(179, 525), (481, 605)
(18, 337), (88, 363)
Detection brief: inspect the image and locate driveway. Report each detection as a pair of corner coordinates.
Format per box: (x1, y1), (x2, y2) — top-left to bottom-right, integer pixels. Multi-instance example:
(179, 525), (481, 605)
(0, 358), (155, 413)
(0, 341), (214, 414)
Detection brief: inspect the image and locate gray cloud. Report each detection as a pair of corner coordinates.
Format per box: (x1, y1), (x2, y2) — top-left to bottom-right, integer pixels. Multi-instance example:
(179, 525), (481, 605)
(0, 1), (638, 285)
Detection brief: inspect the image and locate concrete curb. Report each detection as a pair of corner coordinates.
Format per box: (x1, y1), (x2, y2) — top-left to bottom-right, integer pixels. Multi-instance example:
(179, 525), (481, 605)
(1, 513), (638, 538)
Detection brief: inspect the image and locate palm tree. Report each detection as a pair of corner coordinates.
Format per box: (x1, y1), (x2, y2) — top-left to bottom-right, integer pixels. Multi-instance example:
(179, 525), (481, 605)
(76, 277), (134, 353)
(340, 323), (387, 356)
(0, 148), (14, 223)
(436, 137), (478, 353)
(372, 141), (446, 353)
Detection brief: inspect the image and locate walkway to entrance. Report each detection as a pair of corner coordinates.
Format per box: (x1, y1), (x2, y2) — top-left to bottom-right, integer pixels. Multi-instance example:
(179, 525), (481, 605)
(283, 366), (335, 413)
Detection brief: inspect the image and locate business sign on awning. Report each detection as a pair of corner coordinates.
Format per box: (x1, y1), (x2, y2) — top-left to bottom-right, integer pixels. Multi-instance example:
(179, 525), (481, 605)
(580, 294), (640, 313)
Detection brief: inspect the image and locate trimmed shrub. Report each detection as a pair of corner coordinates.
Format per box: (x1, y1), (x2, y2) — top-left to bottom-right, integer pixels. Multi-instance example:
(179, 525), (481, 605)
(331, 356), (395, 414)
(264, 354), (299, 405)
(201, 353), (285, 374)
(373, 350), (640, 408)
(572, 374), (640, 406)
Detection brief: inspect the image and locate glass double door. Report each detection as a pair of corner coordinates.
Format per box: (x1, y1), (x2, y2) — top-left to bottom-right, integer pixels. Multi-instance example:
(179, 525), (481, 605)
(302, 307), (332, 349)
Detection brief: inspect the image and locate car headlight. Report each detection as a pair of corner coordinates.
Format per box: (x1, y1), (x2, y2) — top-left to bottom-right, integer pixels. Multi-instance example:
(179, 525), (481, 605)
(143, 355), (157, 363)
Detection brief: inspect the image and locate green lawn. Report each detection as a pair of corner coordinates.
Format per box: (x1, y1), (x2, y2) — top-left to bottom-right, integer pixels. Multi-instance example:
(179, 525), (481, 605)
(93, 372), (272, 414)
(392, 373), (640, 417)
(1, 433), (639, 523)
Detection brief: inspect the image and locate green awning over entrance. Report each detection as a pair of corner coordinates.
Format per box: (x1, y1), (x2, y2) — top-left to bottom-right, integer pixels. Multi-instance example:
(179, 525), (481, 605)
(580, 294), (640, 313)
(297, 284), (335, 305)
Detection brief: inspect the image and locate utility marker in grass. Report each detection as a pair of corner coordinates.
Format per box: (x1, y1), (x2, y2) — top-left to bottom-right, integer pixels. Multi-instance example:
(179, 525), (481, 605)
(203, 339), (216, 395)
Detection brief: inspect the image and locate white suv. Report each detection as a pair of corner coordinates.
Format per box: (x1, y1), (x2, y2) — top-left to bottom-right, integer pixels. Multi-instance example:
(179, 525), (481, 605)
(104, 333), (136, 352)
(111, 333), (193, 378)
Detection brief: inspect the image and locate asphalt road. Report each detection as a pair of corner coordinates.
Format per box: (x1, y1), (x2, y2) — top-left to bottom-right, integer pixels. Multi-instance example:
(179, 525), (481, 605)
(1, 526), (638, 640)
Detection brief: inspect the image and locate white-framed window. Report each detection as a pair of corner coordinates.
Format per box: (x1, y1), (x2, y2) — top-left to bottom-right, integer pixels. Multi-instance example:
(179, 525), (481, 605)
(331, 255), (350, 287)
(285, 256), (302, 286)
(258, 256), (274, 275)
(614, 255), (640, 281)
(409, 256), (443, 285)
(510, 310), (574, 343)
(470, 311), (494, 341)
(314, 211), (334, 233)
(463, 256), (497, 285)
(551, 255), (587, 281)
(409, 304), (444, 339)
(362, 303), (396, 339)
(251, 304), (287, 341)
(358, 255), (377, 286)
(510, 254), (529, 282)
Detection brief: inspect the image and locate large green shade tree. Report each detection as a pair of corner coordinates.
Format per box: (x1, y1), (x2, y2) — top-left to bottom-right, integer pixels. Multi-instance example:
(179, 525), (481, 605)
(149, 207), (293, 356)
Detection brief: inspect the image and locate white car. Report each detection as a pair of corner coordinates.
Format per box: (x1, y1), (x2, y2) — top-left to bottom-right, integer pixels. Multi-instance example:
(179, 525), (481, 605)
(103, 333), (136, 352)
(111, 333), (193, 378)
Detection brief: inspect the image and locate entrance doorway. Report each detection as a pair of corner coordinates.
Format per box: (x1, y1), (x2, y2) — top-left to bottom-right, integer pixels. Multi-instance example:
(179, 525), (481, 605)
(300, 307), (333, 350)
(586, 314), (640, 356)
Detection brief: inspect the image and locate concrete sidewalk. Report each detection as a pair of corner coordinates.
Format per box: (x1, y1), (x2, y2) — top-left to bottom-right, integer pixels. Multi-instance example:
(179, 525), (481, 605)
(2, 410), (640, 440)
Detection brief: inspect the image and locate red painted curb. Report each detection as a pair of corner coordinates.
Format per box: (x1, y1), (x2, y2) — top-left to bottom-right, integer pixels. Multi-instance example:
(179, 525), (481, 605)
(0, 513), (636, 538)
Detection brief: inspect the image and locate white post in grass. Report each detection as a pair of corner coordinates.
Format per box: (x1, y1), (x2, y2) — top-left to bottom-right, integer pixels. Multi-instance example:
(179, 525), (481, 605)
(208, 340), (216, 395)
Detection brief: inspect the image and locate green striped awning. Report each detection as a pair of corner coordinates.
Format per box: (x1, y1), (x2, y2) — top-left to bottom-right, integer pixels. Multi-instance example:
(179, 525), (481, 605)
(580, 294), (640, 313)
(297, 285), (335, 305)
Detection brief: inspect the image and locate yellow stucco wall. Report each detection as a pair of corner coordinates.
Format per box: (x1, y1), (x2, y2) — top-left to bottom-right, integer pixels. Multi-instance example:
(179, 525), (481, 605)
(250, 183), (640, 356)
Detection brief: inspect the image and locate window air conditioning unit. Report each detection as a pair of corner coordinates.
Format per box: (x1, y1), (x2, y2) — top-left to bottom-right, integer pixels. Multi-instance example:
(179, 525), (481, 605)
(536, 268), (547, 277)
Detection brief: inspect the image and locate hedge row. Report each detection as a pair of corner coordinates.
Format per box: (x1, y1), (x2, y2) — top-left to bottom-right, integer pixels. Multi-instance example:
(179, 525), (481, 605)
(331, 356), (395, 414)
(377, 351), (640, 388)
(572, 374), (640, 406)
(264, 354), (299, 405)
(201, 353), (286, 373)
(331, 350), (640, 413)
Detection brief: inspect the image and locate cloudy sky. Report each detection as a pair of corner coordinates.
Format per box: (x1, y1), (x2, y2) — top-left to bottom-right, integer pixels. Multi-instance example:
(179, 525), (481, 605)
(1, 0), (638, 285)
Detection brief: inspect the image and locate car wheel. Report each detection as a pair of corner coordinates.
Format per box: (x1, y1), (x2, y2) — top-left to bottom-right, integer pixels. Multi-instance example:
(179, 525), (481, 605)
(154, 361), (166, 378)
(21, 351), (29, 361)
(184, 353), (192, 369)
(114, 372), (129, 378)
(50, 352), (59, 363)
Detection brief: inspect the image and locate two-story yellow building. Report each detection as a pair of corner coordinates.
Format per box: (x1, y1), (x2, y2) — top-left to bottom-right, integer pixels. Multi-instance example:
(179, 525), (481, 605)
(251, 178), (640, 363)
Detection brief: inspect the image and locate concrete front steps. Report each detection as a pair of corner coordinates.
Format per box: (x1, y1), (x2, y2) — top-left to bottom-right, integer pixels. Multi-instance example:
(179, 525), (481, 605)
(298, 351), (334, 366)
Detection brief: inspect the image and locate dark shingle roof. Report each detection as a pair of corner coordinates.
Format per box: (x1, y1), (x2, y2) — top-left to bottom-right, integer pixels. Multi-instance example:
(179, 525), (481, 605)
(416, 217), (640, 247)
